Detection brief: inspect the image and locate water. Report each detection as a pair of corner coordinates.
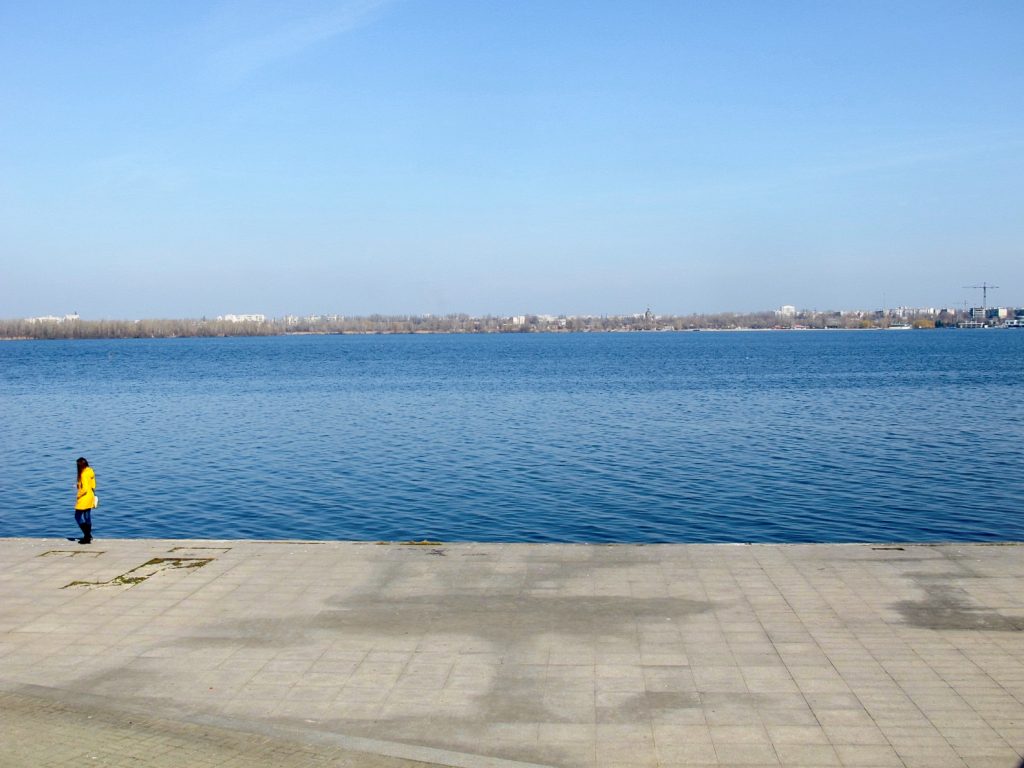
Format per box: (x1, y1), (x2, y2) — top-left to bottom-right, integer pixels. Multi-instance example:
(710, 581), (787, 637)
(2, 330), (1021, 542)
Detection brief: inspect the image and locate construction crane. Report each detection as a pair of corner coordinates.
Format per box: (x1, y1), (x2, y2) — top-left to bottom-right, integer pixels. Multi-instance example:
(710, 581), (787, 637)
(964, 283), (999, 314)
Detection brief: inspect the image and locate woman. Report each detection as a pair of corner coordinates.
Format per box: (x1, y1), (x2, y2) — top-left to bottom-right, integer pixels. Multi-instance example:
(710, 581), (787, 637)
(75, 457), (96, 544)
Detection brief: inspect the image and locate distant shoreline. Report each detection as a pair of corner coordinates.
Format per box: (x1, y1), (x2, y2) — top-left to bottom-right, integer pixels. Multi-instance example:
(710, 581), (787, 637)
(4, 306), (995, 340)
(0, 326), (972, 342)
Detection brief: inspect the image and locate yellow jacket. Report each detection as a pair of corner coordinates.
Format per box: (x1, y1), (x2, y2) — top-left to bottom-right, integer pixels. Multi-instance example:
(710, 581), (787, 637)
(76, 467), (96, 510)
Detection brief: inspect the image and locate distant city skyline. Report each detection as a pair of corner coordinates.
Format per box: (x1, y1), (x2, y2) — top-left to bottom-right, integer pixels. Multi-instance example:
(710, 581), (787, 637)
(2, 1), (1022, 318)
(8, 302), (1021, 341)
(16, 295), (1018, 324)
(9, 280), (1019, 323)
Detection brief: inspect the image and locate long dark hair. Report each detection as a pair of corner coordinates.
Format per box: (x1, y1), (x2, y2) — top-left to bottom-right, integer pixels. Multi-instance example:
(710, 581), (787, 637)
(77, 457), (89, 480)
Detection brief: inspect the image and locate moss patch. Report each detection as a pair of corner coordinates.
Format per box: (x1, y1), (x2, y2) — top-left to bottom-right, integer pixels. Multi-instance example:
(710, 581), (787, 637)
(63, 557), (213, 590)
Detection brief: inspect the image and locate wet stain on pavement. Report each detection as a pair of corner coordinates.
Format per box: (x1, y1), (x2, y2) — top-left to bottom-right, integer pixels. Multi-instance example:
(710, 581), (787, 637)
(169, 592), (710, 651)
(893, 576), (1022, 631)
(596, 691), (700, 723)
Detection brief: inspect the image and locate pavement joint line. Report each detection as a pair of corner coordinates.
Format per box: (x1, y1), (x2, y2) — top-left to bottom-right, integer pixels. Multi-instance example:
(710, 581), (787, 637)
(3, 681), (558, 768)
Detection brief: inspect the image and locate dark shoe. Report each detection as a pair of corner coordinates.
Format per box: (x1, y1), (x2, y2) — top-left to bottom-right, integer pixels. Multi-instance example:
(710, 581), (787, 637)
(78, 537), (91, 544)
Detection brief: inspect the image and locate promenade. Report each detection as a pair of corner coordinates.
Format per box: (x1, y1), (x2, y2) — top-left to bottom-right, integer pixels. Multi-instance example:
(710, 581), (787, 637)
(1, 539), (1021, 768)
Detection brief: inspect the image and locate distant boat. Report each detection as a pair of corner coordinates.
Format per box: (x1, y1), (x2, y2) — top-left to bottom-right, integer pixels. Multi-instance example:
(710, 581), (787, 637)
(1006, 319), (1024, 328)
(888, 324), (913, 330)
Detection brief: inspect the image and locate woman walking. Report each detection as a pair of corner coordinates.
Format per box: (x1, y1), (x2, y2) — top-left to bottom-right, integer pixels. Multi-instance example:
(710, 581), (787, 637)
(75, 457), (96, 544)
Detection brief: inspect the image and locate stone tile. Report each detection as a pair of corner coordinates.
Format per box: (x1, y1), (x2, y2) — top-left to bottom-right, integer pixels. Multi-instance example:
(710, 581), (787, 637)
(655, 740), (719, 764)
(643, 666), (696, 693)
(758, 707), (819, 726)
(710, 725), (771, 745)
(958, 758), (1024, 768)
(765, 725), (831, 745)
(544, 691), (597, 722)
(694, 666), (748, 693)
(712, 742), (779, 765)
(833, 744), (905, 767)
(822, 725), (891, 745)
(813, 708), (877, 726)
(703, 702), (763, 725)
(649, 706), (708, 725)
(640, 652), (689, 666)
(939, 727), (1009, 749)
(539, 722), (597, 743)
(804, 693), (865, 710)
(895, 746), (966, 768)
(772, 743), (842, 766)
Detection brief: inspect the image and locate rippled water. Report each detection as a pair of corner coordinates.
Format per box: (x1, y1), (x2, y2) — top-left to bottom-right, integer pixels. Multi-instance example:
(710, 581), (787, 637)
(2, 330), (1022, 542)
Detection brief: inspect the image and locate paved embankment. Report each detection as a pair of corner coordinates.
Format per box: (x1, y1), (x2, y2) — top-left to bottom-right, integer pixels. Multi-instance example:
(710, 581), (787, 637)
(1, 539), (1022, 768)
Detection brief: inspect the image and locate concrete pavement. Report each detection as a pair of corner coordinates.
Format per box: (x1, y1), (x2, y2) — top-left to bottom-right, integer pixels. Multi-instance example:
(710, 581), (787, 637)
(1, 539), (1022, 767)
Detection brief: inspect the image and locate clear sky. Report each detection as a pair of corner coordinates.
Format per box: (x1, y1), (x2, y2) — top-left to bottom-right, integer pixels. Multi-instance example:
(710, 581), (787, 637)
(2, 1), (1022, 318)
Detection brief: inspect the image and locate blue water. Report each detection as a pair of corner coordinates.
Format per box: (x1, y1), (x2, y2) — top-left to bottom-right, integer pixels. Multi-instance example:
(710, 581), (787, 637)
(2, 331), (1022, 542)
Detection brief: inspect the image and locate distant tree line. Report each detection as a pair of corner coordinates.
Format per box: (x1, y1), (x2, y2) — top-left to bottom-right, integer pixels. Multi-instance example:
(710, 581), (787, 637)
(0, 308), (962, 341)
(0, 318), (277, 340)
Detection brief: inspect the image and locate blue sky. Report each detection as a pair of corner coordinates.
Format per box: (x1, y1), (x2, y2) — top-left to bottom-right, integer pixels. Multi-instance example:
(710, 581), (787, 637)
(1, 1), (1022, 318)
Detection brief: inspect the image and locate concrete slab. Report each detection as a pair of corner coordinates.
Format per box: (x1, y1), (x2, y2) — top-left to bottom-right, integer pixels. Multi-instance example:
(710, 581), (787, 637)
(1, 539), (1022, 767)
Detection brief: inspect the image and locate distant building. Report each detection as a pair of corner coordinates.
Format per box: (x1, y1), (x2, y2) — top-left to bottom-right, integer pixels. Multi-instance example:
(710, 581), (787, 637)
(510, 315), (526, 326)
(217, 314), (266, 323)
(886, 306), (935, 318)
(776, 305), (796, 317)
(26, 313), (79, 323)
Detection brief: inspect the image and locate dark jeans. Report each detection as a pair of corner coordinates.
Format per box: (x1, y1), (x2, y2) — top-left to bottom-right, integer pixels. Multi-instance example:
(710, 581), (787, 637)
(75, 509), (92, 527)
